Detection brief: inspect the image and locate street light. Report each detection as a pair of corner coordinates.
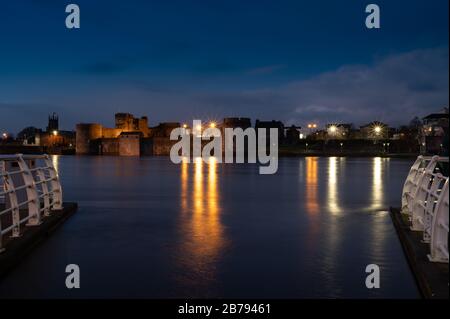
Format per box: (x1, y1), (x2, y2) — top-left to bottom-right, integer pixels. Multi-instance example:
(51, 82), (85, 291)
(329, 125), (337, 133)
(374, 126), (382, 134)
(2, 133), (7, 139)
(52, 130), (58, 136)
(209, 122), (216, 128)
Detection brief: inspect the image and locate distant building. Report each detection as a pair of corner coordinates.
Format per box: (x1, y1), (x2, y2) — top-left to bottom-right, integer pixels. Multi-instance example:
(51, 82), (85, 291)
(359, 121), (389, 140)
(46, 113), (59, 132)
(20, 113), (76, 151)
(255, 120), (285, 144)
(76, 113), (180, 156)
(325, 123), (352, 140)
(17, 127), (42, 145)
(222, 118), (252, 130)
(285, 125), (303, 144)
(420, 108), (449, 155)
(115, 113), (150, 136)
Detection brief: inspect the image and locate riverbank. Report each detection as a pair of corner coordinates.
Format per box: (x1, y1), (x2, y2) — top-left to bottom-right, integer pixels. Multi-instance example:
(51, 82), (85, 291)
(389, 207), (449, 299)
(278, 147), (418, 158)
(0, 203), (78, 279)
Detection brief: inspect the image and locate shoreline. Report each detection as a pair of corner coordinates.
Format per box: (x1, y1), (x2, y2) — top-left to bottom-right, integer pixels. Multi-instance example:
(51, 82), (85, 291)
(0, 146), (419, 159)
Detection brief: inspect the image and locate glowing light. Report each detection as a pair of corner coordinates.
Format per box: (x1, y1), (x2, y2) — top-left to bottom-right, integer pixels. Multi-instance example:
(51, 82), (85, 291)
(2, 133), (7, 139)
(329, 125), (337, 133)
(51, 155), (60, 175)
(196, 125), (202, 131)
(371, 157), (384, 210)
(374, 126), (382, 134)
(177, 155), (225, 281)
(327, 157), (341, 215)
(183, 124), (188, 129)
(305, 157), (319, 215)
(299, 133), (304, 139)
(52, 130), (58, 136)
(209, 122), (216, 128)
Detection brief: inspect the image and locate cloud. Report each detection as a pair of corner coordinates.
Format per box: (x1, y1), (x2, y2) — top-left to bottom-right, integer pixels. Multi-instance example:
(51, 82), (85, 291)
(3, 47), (448, 133)
(284, 47), (449, 125)
(193, 47), (449, 126)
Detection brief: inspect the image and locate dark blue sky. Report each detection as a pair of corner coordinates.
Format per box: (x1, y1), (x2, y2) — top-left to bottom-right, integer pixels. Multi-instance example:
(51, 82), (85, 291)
(0, 0), (448, 133)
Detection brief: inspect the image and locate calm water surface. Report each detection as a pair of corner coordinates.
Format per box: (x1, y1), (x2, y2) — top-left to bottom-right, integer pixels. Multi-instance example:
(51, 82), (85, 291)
(0, 156), (419, 298)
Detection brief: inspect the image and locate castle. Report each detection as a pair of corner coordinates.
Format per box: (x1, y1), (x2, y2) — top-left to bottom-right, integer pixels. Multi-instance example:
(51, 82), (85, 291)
(76, 113), (180, 156)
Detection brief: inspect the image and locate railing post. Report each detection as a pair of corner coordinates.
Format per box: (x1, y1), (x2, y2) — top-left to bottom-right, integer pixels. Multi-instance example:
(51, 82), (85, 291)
(44, 155), (63, 210)
(36, 167), (51, 216)
(3, 171), (21, 237)
(0, 160), (4, 251)
(422, 173), (446, 243)
(17, 155), (41, 226)
(401, 156), (423, 214)
(428, 180), (449, 263)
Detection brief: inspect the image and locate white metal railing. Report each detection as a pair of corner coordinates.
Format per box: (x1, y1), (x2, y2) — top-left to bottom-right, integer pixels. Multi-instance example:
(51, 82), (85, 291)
(401, 155), (449, 263)
(410, 170), (447, 234)
(401, 156), (448, 215)
(0, 154), (63, 253)
(428, 179), (449, 263)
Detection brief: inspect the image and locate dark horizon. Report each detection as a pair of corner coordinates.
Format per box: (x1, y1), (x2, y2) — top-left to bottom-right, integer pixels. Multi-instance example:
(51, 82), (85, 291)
(1, 0), (449, 134)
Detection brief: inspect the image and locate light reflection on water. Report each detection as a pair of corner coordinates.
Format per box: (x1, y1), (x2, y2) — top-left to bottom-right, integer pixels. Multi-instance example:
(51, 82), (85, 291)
(0, 156), (419, 298)
(327, 157), (341, 215)
(176, 157), (226, 295)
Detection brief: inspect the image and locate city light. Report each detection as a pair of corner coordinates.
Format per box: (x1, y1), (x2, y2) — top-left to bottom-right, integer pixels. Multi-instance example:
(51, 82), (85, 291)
(52, 130), (58, 136)
(329, 125), (337, 133)
(182, 124), (188, 129)
(209, 122), (216, 128)
(307, 123), (318, 129)
(1, 133), (7, 139)
(374, 126), (382, 134)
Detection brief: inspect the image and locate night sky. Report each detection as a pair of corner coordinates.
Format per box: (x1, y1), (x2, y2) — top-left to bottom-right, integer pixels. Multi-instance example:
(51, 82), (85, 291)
(0, 0), (448, 133)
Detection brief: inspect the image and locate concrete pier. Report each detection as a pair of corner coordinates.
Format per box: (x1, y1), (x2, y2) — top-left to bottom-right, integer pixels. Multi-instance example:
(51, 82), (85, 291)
(390, 207), (449, 299)
(0, 202), (78, 279)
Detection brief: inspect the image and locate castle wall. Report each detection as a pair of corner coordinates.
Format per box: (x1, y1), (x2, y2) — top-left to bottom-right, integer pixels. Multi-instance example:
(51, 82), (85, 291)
(119, 134), (140, 156)
(76, 114), (180, 155)
(153, 137), (178, 156)
(140, 138), (153, 156)
(76, 123), (102, 154)
(102, 128), (122, 138)
(99, 138), (119, 155)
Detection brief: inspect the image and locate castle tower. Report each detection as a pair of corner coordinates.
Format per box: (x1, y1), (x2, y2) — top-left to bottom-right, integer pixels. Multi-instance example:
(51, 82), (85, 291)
(47, 112), (59, 132)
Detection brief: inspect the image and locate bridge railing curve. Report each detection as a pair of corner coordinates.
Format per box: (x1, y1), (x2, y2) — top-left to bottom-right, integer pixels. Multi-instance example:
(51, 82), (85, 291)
(0, 154), (63, 253)
(402, 155), (449, 263)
